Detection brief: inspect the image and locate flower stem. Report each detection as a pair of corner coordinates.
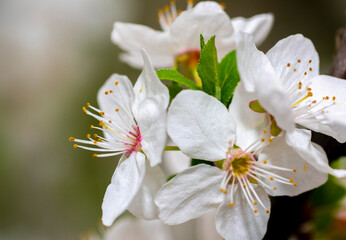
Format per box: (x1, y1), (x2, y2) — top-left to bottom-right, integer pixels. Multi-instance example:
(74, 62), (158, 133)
(164, 146), (180, 151)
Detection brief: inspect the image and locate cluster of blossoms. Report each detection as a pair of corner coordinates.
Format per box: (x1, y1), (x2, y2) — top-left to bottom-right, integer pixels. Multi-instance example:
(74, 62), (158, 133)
(71, 1), (346, 239)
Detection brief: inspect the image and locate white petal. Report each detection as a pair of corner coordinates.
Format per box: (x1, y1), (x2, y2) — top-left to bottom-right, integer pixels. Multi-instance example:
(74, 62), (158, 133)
(128, 163), (166, 219)
(216, 185), (270, 240)
(101, 152), (146, 226)
(167, 90), (235, 161)
(258, 136), (327, 196)
(230, 82), (271, 148)
(235, 32), (276, 92)
(162, 149), (190, 176)
(232, 13), (274, 45)
(155, 164), (224, 225)
(296, 75), (346, 143)
(286, 128), (346, 178)
(97, 73), (134, 122)
(170, 1), (234, 50)
(133, 51), (170, 166)
(120, 52), (174, 69)
(111, 22), (177, 68)
(266, 34), (320, 89)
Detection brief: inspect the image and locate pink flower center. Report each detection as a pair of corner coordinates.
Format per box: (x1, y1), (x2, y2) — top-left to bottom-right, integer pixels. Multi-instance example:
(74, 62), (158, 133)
(124, 126), (142, 154)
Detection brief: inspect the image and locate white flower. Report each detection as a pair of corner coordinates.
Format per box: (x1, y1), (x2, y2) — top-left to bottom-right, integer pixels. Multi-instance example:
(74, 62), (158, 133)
(155, 90), (327, 240)
(70, 50), (169, 226)
(111, 0), (273, 68)
(234, 32), (346, 178)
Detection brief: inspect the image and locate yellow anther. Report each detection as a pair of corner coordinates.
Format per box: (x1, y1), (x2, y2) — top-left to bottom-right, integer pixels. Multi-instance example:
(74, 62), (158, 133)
(187, 0), (194, 4)
(93, 134), (97, 138)
(98, 138), (102, 142)
(93, 140), (97, 144)
(304, 72), (307, 75)
(219, 2), (226, 9)
(293, 68), (297, 72)
(261, 138), (265, 142)
(325, 96), (329, 100)
(93, 153), (98, 157)
(69, 137), (75, 142)
(312, 100), (316, 104)
(309, 59), (312, 63)
(293, 168), (297, 172)
(263, 160), (267, 164)
(109, 120), (112, 123)
(307, 87), (312, 91)
(110, 90), (113, 93)
(105, 91), (109, 95)
(263, 129), (267, 134)
(254, 209), (258, 213)
(333, 96), (336, 101)
(73, 144), (77, 148)
(244, 154), (249, 158)
(293, 183), (297, 187)
(86, 102), (90, 107)
(229, 202), (234, 207)
(266, 210), (270, 214)
(253, 201), (257, 205)
(309, 67), (312, 71)
(90, 125), (94, 129)
(243, 184), (246, 188)
(99, 121), (104, 127)
(158, 8), (163, 15)
(268, 138), (273, 143)
(273, 187), (277, 190)
(100, 111), (105, 116)
(139, 88), (143, 93)
(115, 108), (119, 112)
(220, 188), (227, 193)
(270, 177), (274, 181)
(170, 0), (175, 4)
(87, 134), (91, 138)
(82, 106), (86, 111)
(289, 178), (294, 183)
(297, 59), (301, 63)
(164, 5), (170, 11)
(115, 81), (119, 85)
(307, 92), (313, 97)
(287, 63), (291, 67)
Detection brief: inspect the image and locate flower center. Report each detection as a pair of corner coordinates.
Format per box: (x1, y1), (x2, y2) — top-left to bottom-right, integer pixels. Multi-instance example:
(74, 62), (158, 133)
(174, 49), (201, 86)
(223, 148), (254, 176)
(124, 126), (142, 155)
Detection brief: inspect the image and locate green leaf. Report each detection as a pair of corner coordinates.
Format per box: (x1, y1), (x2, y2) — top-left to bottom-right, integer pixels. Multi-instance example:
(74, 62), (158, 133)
(190, 158), (215, 167)
(200, 34), (205, 50)
(168, 82), (183, 103)
(156, 69), (201, 90)
(167, 173), (177, 182)
(197, 36), (220, 99)
(219, 50), (241, 107)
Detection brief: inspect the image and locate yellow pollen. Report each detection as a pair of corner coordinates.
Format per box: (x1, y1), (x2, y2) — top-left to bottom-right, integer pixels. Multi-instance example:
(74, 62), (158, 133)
(100, 111), (105, 116)
(309, 59), (312, 63)
(312, 100), (316, 104)
(69, 137), (75, 142)
(333, 96), (336, 101)
(325, 96), (329, 100)
(263, 160), (267, 164)
(307, 87), (312, 91)
(109, 120), (112, 123)
(273, 187), (277, 190)
(253, 201), (257, 205)
(158, 9), (163, 15)
(164, 5), (170, 11)
(254, 209), (258, 213)
(170, 0), (175, 4)
(293, 183), (297, 187)
(261, 138), (265, 142)
(304, 72), (307, 75)
(293, 68), (297, 72)
(289, 178), (294, 183)
(115, 81), (119, 85)
(270, 177), (274, 181)
(229, 203), (234, 207)
(268, 138), (273, 143)
(87, 134), (91, 138)
(293, 168), (297, 172)
(99, 121), (104, 127)
(98, 138), (102, 142)
(105, 91), (109, 95)
(115, 108), (119, 112)
(177, 9), (182, 15)
(139, 88), (143, 93)
(82, 106), (86, 111)
(266, 210), (270, 214)
(110, 90), (113, 93)
(263, 129), (267, 134)
(287, 63), (291, 67)
(220, 188), (227, 193)
(93, 140), (97, 144)
(243, 184), (246, 188)
(291, 92), (313, 108)
(219, 2), (226, 9)
(309, 68), (312, 71)
(321, 110), (325, 113)
(73, 144), (77, 148)
(187, 0), (194, 4)
(86, 102), (90, 107)
(93, 154), (98, 157)
(90, 125), (94, 129)
(93, 134), (97, 138)
(298, 59), (301, 63)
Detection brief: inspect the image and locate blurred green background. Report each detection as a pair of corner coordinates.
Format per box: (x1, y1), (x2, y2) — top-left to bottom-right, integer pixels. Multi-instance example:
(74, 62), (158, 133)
(0, 0), (345, 239)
